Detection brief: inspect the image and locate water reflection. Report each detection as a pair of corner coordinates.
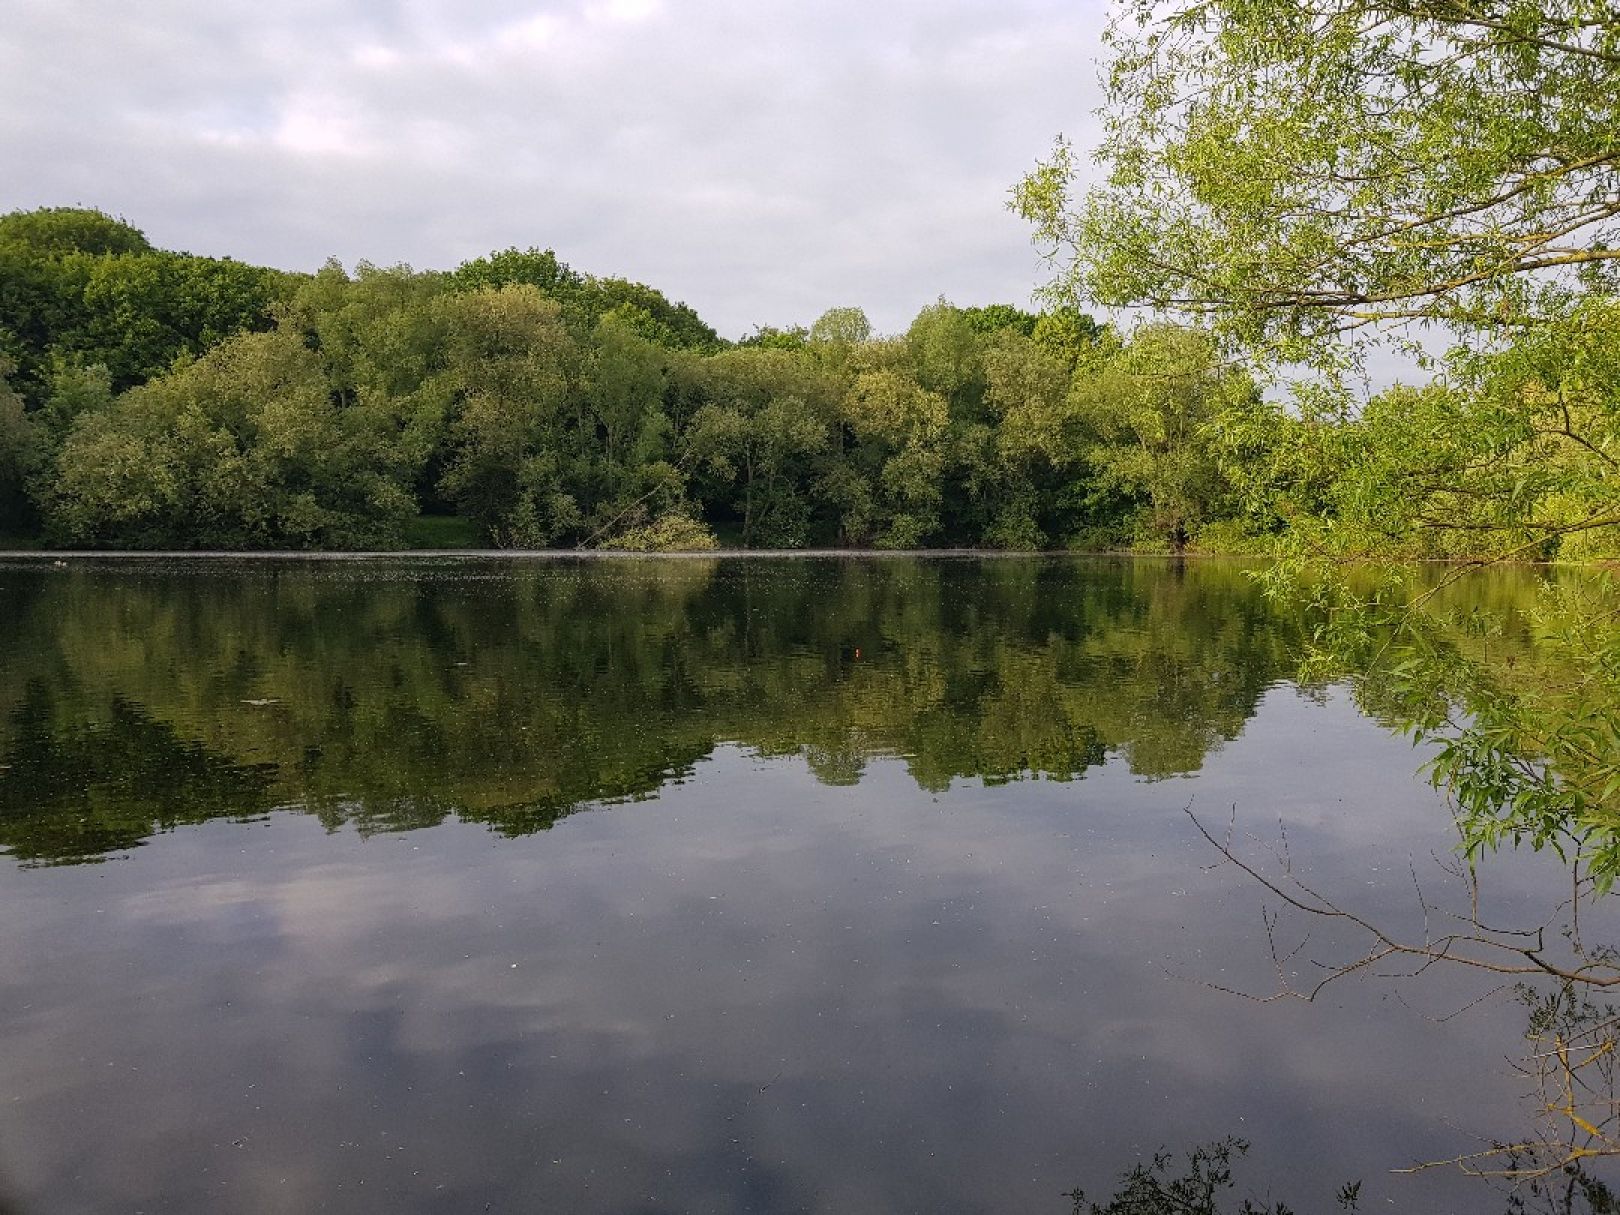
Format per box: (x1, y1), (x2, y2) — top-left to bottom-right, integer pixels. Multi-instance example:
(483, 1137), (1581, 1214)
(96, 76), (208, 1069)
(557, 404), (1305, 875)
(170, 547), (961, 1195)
(0, 556), (1599, 1214)
(1066, 1135), (1614, 1214)
(0, 557), (1294, 865)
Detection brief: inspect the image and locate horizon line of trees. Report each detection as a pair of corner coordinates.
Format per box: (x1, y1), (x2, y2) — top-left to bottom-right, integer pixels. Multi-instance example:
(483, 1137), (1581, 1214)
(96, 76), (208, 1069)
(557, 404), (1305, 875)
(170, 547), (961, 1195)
(2, 206), (1614, 561)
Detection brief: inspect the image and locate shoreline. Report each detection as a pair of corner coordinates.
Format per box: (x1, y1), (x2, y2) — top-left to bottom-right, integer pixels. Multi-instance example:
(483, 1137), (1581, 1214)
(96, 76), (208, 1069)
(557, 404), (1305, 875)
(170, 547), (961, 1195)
(0, 548), (1602, 567)
(0, 547), (1136, 561)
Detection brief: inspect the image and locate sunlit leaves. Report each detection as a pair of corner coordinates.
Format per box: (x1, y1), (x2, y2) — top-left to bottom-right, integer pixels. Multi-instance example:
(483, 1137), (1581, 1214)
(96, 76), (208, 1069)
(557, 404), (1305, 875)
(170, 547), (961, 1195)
(1017, 0), (1620, 363)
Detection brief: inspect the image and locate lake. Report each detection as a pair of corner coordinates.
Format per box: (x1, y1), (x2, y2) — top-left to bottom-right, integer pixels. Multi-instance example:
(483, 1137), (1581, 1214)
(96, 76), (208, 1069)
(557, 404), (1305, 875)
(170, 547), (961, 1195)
(0, 555), (1607, 1213)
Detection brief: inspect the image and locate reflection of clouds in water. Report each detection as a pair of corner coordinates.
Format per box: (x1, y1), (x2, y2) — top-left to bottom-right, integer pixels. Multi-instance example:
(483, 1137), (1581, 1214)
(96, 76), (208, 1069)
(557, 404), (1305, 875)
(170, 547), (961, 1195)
(0, 690), (1596, 1212)
(122, 877), (266, 920)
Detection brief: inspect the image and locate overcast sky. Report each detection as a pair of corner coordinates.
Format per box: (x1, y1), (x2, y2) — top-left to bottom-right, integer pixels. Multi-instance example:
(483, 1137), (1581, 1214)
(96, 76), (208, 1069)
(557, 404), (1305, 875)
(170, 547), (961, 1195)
(1, 0), (1109, 339)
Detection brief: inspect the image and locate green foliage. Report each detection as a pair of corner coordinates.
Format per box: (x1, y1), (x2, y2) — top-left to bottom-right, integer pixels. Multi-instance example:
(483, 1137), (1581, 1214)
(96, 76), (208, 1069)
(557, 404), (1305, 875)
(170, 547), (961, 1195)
(12, 200), (1610, 571)
(1065, 1138), (1359, 1215)
(1071, 325), (1253, 550)
(0, 206), (291, 406)
(738, 324), (810, 350)
(685, 346), (836, 547)
(595, 511), (718, 552)
(448, 246), (578, 296)
(1275, 564), (1620, 889)
(1257, 296), (1620, 566)
(1015, 1), (1620, 363)
(433, 285), (581, 546)
(906, 300), (985, 416)
(48, 329), (416, 549)
(1011, 0), (1620, 561)
(1031, 307), (1105, 365)
(449, 246), (720, 351)
(960, 303), (1038, 337)
(0, 207), (151, 258)
(71, 250), (290, 389)
(0, 359), (40, 532)
(809, 306), (872, 346)
(38, 357), (115, 443)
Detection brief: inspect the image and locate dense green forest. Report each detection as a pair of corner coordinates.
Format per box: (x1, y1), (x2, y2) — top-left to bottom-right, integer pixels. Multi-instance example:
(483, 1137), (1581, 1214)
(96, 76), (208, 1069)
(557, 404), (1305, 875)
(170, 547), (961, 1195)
(6, 204), (1611, 558)
(0, 205), (1178, 551)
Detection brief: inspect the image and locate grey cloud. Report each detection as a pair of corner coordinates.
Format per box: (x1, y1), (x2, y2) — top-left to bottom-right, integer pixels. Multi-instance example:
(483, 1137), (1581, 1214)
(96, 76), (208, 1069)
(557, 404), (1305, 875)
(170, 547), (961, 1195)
(2, 0), (1109, 336)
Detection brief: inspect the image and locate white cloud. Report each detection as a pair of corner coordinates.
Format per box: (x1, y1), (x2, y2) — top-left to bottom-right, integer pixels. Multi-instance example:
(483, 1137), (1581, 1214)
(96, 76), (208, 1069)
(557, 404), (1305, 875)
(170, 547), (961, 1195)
(585, 0), (663, 25)
(271, 91), (381, 156)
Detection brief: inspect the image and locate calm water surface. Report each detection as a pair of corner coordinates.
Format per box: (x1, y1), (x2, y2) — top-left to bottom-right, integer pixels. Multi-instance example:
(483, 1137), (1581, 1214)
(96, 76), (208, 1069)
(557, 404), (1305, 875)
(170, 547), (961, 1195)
(0, 556), (1606, 1213)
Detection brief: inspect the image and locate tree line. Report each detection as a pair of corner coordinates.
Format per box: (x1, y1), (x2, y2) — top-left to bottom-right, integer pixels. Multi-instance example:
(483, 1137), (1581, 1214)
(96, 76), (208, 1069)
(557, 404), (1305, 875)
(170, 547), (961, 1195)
(0, 205), (1212, 551)
(10, 204), (1603, 558)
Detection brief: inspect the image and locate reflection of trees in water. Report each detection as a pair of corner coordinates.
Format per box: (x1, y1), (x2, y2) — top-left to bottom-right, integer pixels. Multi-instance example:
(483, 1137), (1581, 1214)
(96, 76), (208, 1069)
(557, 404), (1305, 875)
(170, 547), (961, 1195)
(1188, 578), (1620, 1207)
(1188, 796), (1620, 1200)
(1300, 566), (1620, 890)
(1065, 1138), (1360, 1214)
(1064, 1133), (1615, 1213)
(0, 557), (1297, 864)
(0, 683), (276, 864)
(1510, 984), (1620, 1183)
(1304, 565), (1620, 1193)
